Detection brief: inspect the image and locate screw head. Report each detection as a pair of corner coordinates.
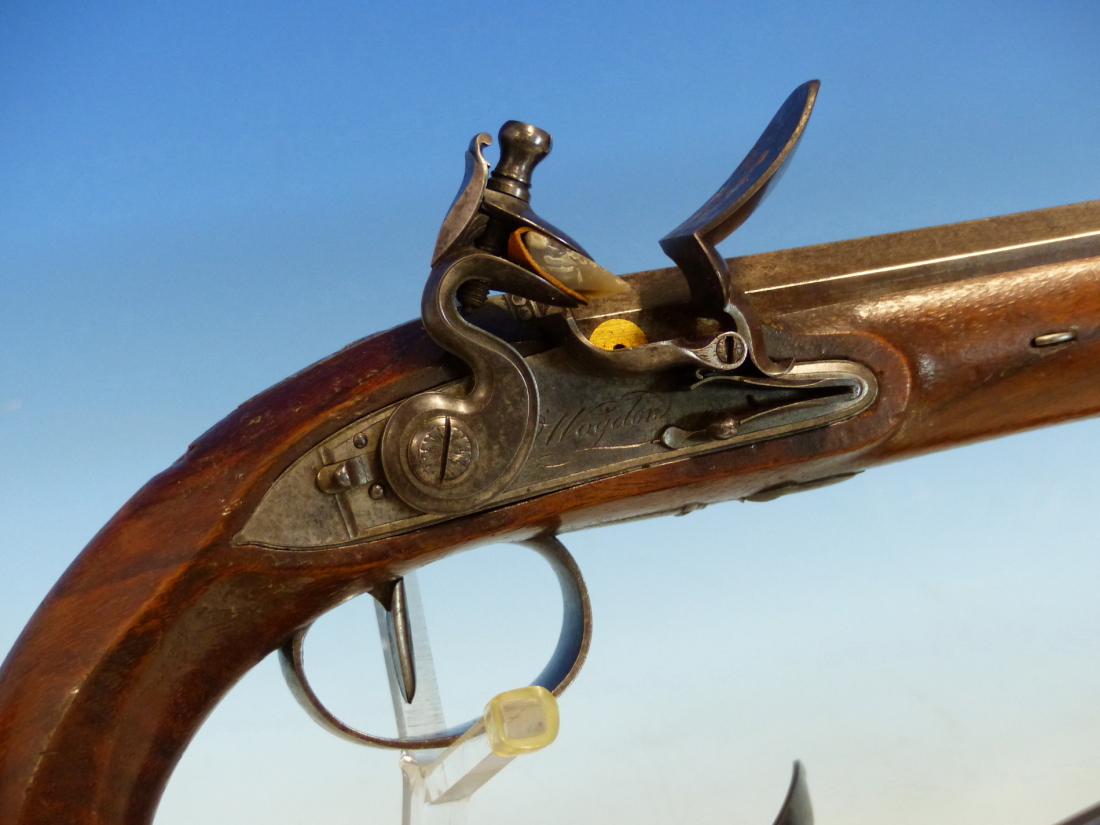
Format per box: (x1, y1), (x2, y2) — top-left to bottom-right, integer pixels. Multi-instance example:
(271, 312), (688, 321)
(368, 483), (386, 500)
(715, 332), (747, 366)
(333, 464), (353, 488)
(353, 433), (369, 449)
(408, 416), (478, 487)
(707, 416), (739, 440)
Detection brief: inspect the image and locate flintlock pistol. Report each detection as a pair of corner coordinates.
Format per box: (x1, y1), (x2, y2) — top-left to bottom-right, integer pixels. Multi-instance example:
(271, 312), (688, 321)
(3, 80), (1100, 825)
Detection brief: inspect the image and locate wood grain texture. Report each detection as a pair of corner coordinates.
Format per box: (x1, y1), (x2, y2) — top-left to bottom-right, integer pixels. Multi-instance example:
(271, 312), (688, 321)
(2, 223), (1100, 823)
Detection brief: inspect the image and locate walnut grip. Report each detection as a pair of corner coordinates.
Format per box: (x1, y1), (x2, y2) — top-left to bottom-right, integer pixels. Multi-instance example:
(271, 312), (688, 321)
(0, 323), (464, 825)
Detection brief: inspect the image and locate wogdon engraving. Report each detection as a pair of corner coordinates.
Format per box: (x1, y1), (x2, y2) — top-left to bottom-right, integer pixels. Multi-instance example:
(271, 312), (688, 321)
(534, 391), (670, 467)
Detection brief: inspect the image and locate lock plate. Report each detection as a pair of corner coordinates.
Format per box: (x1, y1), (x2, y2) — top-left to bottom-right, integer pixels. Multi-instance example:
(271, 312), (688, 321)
(236, 347), (875, 550)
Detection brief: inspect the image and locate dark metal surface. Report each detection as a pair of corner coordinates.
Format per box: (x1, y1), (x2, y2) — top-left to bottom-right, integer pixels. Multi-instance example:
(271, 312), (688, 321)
(771, 762), (813, 825)
(239, 352), (874, 549)
(487, 121), (551, 202)
(315, 456), (372, 495)
(555, 312), (750, 373)
(432, 133), (492, 266)
(435, 121), (588, 259)
(481, 187), (589, 257)
(379, 253), (580, 516)
(380, 579), (417, 704)
(1055, 799), (1100, 825)
(661, 81), (819, 283)
(659, 80), (819, 375)
(278, 535), (591, 749)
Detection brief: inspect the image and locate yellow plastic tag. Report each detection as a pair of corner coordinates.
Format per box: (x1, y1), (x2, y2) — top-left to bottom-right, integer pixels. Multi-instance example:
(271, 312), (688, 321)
(483, 685), (559, 757)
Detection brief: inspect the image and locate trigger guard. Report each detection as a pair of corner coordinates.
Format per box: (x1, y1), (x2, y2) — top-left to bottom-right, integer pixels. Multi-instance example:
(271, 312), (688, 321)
(278, 535), (592, 749)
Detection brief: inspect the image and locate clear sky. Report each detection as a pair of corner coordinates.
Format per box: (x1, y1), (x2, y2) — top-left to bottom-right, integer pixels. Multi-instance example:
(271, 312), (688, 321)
(2, 2), (1100, 824)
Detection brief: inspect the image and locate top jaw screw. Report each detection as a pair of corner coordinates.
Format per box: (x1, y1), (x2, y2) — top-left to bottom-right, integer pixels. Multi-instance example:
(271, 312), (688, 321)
(459, 121), (553, 312)
(487, 121), (551, 203)
(456, 278), (491, 311)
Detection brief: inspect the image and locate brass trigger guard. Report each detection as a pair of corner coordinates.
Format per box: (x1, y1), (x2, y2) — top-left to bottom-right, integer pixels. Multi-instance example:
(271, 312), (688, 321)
(278, 535), (592, 750)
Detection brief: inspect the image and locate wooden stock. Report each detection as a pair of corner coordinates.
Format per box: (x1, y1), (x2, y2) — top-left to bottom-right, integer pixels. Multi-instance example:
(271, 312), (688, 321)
(2, 203), (1100, 823)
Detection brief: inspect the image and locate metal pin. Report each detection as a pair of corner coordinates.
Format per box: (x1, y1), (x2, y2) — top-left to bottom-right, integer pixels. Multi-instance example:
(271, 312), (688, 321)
(385, 578), (417, 704)
(1032, 330), (1077, 347)
(316, 456), (371, 494)
(707, 415), (739, 440)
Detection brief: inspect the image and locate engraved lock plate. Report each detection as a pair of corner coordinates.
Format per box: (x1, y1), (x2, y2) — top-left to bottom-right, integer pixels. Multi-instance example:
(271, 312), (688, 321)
(236, 347), (875, 550)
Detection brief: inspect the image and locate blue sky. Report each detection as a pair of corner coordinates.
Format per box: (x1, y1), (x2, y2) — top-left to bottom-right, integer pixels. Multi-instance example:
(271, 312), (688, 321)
(3, 2), (1100, 824)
